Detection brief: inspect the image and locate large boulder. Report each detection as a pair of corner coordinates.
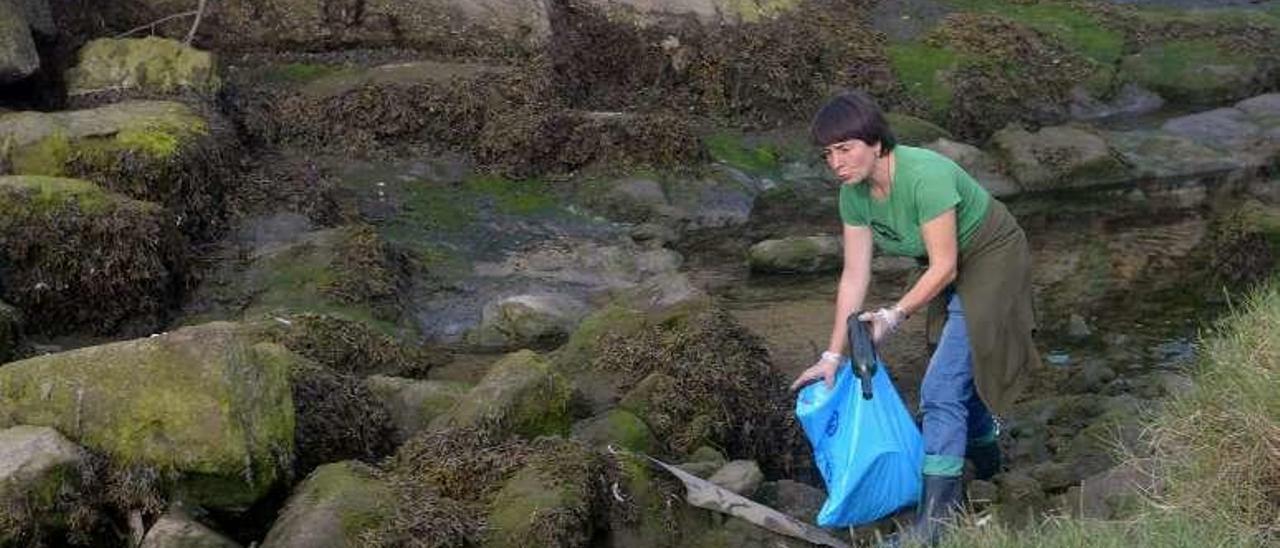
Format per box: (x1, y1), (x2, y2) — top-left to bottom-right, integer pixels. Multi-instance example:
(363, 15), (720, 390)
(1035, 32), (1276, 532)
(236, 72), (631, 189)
(0, 0), (38, 84)
(140, 504), (241, 548)
(0, 426), (85, 543)
(66, 37), (221, 99)
(468, 294), (590, 351)
(1159, 107), (1279, 166)
(747, 236), (841, 274)
(0, 322), (296, 510)
(990, 125), (1129, 192)
(260, 461), (393, 548)
(0, 175), (184, 335)
(431, 350), (574, 439)
(1105, 130), (1251, 183)
(0, 101), (234, 240)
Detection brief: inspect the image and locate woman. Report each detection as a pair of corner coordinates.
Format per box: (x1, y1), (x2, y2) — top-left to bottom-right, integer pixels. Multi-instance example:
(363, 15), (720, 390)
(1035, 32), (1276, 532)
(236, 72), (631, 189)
(789, 91), (1041, 542)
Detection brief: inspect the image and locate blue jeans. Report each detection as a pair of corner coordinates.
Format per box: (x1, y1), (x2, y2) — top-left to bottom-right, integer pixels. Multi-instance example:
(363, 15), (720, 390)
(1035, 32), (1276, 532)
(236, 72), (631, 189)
(921, 291), (997, 477)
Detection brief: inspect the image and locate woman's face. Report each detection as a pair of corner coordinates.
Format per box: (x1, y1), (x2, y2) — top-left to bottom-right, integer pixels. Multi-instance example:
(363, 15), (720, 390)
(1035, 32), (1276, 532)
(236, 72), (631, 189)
(822, 138), (880, 184)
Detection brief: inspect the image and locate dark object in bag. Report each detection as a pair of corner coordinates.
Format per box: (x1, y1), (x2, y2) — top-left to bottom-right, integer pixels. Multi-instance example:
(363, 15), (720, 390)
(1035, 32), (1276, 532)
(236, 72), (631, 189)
(848, 313), (878, 400)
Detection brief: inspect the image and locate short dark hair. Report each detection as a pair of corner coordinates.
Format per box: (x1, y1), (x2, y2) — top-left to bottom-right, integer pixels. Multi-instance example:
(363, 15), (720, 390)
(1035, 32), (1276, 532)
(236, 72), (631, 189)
(810, 90), (896, 155)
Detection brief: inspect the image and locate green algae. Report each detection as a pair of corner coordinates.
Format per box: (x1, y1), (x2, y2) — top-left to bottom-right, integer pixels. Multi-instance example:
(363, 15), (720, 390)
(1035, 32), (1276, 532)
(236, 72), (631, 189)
(888, 42), (961, 116)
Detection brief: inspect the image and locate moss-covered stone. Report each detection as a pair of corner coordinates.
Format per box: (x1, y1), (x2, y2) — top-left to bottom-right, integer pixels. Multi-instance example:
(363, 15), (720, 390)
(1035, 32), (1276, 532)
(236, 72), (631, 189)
(431, 350), (575, 439)
(0, 175), (184, 335)
(555, 300), (808, 475)
(0, 322), (296, 510)
(260, 461), (393, 548)
(0, 426), (86, 545)
(1119, 40), (1262, 106)
(185, 226), (413, 339)
(990, 124), (1130, 192)
(66, 37), (221, 98)
(484, 438), (601, 548)
(886, 112), (953, 145)
(0, 101), (234, 241)
(746, 236), (841, 274)
(365, 376), (470, 442)
(1207, 199), (1280, 290)
(571, 409), (657, 453)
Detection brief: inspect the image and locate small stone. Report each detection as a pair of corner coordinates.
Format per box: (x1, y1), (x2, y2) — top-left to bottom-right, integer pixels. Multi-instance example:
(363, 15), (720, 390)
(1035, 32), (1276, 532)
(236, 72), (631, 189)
(708, 460), (764, 496)
(755, 480), (825, 521)
(1067, 314), (1092, 339)
(141, 503), (241, 548)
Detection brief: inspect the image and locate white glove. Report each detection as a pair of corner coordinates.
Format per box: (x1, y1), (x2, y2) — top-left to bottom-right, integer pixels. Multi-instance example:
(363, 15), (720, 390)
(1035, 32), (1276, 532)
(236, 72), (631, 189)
(858, 306), (906, 343)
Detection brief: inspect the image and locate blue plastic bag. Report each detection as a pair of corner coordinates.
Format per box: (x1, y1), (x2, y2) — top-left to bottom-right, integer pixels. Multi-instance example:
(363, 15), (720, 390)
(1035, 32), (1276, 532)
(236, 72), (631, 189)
(795, 358), (924, 527)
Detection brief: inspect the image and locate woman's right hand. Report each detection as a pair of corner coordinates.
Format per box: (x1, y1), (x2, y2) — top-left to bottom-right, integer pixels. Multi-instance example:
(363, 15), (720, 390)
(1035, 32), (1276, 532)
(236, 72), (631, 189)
(789, 353), (841, 391)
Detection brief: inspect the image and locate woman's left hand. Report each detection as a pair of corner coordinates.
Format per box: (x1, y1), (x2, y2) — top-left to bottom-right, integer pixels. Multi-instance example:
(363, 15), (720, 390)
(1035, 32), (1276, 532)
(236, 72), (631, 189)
(858, 306), (906, 342)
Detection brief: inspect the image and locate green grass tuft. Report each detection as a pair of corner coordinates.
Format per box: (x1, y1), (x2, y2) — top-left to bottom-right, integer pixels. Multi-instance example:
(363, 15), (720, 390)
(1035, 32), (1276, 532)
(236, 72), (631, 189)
(888, 43), (960, 116)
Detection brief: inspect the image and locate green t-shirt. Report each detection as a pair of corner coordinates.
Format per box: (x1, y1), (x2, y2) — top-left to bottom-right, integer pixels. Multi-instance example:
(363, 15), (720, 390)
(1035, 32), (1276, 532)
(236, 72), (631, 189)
(839, 145), (991, 258)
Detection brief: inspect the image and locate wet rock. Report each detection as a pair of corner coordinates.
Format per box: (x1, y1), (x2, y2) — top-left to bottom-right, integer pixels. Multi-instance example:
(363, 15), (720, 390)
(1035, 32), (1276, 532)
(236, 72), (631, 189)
(0, 175), (183, 336)
(747, 236), (842, 274)
(0, 0), (38, 84)
(183, 226), (409, 333)
(141, 504), (241, 548)
(469, 294), (590, 350)
(364, 375), (469, 442)
(663, 174), (756, 230)
(571, 409), (657, 453)
(0, 426), (85, 539)
(923, 138), (1021, 198)
(708, 460), (764, 496)
(597, 177), (674, 223)
(1160, 108), (1263, 153)
(991, 125), (1129, 192)
(1066, 360), (1116, 394)
(1106, 129), (1247, 181)
(0, 322), (295, 510)
(1235, 93), (1280, 120)
(431, 350), (574, 439)
(755, 479), (825, 522)
(629, 222), (679, 247)
(476, 240), (682, 290)
(261, 461), (392, 548)
(676, 445), (728, 478)
(619, 271), (707, 311)
(886, 112), (953, 145)
(66, 37), (221, 98)
(1069, 83), (1164, 121)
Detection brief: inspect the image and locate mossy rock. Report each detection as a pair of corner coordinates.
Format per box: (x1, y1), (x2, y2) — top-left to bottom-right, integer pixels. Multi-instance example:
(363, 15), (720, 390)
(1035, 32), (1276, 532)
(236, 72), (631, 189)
(746, 236), (841, 274)
(365, 376), (470, 443)
(0, 322), (296, 510)
(66, 37), (221, 98)
(253, 313), (437, 377)
(184, 226), (413, 339)
(260, 461), (393, 548)
(554, 300), (808, 475)
(1119, 40), (1264, 106)
(0, 426), (86, 545)
(570, 409), (657, 453)
(0, 175), (184, 335)
(990, 124), (1129, 192)
(885, 112), (952, 146)
(484, 438), (601, 548)
(0, 101), (235, 241)
(431, 350), (575, 439)
(1207, 199), (1280, 290)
